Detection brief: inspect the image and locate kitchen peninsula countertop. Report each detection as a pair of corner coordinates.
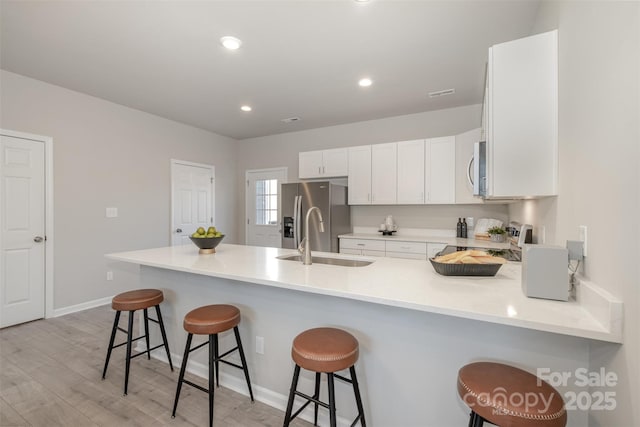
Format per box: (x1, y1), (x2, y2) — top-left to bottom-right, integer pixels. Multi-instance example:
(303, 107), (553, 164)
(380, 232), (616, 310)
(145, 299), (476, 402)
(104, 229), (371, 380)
(106, 243), (622, 343)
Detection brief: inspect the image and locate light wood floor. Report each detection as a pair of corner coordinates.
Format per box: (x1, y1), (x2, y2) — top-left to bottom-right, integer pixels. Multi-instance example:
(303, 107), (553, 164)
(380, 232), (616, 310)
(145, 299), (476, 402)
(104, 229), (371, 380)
(0, 305), (312, 427)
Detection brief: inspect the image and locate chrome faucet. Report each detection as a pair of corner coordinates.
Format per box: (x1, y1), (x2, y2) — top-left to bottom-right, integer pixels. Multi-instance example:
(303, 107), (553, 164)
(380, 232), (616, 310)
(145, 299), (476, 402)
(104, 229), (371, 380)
(298, 206), (325, 265)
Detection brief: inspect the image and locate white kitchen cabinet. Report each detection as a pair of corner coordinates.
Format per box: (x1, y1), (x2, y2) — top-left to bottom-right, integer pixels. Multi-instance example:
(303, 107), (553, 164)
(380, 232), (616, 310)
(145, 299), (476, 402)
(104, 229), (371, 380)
(396, 140), (425, 204)
(340, 238), (385, 257)
(485, 30), (558, 198)
(340, 237), (445, 261)
(455, 128), (483, 204)
(371, 143), (397, 204)
(386, 241), (427, 260)
(425, 136), (456, 204)
(299, 148), (348, 179)
(347, 145), (372, 204)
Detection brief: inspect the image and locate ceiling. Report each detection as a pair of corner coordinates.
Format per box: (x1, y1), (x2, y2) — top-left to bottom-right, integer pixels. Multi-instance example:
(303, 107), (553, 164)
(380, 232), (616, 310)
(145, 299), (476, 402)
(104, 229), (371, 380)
(0, 1), (540, 140)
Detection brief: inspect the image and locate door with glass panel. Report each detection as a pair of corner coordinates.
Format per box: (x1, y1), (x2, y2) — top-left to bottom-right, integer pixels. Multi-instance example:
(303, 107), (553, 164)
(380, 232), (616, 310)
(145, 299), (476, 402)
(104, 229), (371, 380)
(245, 168), (287, 247)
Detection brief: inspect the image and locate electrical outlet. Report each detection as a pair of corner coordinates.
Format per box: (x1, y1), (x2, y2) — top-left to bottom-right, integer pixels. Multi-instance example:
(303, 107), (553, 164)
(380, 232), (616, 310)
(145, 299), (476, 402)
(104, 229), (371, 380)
(466, 217), (474, 228)
(255, 336), (264, 355)
(106, 271), (113, 281)
(578, 225), (588, 257)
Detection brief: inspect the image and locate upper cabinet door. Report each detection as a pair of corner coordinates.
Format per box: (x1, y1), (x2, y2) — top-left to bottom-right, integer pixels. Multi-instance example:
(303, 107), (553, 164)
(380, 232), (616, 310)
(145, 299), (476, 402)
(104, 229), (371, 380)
(371, 143), (397, 204)
(348, 145), (372, 205)
(397, 139), (425, 204)
(322, 148), (348, 177)
(299, 148), (348, 178)
(299, 150), (324, 179)
(426, 136), (456, 204)
(487, 29), (558, 198)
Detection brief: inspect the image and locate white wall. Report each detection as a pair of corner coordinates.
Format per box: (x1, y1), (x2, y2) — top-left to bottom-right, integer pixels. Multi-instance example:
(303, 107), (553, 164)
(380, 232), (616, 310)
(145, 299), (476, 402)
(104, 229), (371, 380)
(509, 2), (639, 425)
(0, 70), (239, 310)
(236, 104), (508, 242)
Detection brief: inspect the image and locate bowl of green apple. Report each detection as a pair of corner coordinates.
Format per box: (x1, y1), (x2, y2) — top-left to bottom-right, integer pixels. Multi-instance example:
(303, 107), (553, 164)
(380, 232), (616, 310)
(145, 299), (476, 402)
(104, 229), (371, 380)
(189, 227), (225, 254)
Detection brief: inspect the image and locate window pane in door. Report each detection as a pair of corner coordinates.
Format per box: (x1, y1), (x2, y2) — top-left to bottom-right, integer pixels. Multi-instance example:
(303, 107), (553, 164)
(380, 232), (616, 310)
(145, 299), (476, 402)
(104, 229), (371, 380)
(255, 179), (278, 225)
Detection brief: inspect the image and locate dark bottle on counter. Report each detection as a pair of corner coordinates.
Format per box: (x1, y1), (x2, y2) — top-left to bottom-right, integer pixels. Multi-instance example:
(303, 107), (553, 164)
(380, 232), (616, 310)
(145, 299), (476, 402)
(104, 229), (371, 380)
(461, 218), (468, 238)
(456, 218), (462, 238)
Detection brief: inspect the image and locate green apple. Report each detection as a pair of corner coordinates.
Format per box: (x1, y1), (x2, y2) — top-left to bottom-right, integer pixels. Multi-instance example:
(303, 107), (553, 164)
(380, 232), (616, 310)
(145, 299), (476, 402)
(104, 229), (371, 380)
(206, 233), (215, 238)
(214, 232), (222, 237)
(196, 227), (206, 235)
(207, 226), (216, 234)
(191, 232), (199, 238)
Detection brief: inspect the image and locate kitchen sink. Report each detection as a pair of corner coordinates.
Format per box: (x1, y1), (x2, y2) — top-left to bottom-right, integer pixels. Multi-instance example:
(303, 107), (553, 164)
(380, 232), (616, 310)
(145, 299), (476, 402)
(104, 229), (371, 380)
(276, 254), (373, 267)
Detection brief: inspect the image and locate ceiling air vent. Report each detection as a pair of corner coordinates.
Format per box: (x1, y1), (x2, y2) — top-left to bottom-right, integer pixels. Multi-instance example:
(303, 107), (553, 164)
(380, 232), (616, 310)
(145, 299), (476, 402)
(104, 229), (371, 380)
(428, 88), (455, 98)
(281, 117), (301, 123)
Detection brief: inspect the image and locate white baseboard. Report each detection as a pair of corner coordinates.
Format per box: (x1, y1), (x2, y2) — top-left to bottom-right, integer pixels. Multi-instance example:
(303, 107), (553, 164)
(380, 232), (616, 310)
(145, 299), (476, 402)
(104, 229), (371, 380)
(53, 295), (113, 317)
(137, 343), (352, 427)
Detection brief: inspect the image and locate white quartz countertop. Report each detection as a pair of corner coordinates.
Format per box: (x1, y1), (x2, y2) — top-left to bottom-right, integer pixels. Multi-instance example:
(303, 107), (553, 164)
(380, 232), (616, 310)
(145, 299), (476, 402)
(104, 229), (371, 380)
(339, 233), (512, 249)
(106, 243), (622, 343)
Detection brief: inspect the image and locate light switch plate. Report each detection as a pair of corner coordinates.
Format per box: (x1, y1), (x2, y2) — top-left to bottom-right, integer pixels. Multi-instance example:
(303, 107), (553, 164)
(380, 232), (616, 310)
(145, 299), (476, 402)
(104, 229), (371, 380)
(106, 207), (118, 218)
(578, 225), (588, 257)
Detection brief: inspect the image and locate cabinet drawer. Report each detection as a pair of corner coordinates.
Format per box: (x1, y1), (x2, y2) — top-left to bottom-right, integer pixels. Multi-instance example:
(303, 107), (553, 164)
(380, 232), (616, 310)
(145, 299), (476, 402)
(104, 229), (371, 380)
(385, 241), (427, 255)
(340, 239), (385, 251)
(386, 251), (427, 260)
(340, 248), (362, 256)
(362, 249), (385, 257)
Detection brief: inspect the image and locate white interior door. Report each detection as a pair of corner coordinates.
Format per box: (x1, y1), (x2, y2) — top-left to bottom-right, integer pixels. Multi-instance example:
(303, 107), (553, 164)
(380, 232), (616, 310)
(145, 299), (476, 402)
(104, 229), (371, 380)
(246, 168), (287, 247)
(1, 135), (45, 328)
(171, 161), (215, 245)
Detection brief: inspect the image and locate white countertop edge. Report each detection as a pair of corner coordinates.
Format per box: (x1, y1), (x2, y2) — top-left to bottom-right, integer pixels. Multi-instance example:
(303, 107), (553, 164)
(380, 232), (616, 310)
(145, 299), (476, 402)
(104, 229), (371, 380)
(106, 247), (621, 343)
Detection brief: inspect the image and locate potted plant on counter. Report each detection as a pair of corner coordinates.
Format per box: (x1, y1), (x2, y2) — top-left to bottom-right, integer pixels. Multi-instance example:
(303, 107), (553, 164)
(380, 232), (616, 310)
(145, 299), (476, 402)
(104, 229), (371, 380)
(487, 226), (507, 243)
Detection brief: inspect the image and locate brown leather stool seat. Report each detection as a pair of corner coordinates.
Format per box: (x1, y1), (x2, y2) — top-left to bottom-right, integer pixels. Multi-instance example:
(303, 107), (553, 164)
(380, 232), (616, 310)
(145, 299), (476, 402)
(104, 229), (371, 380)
(292, 327), (359, 373)
(183, 304), (240, 335)
(112, 289), (164, 311)
(172, 304), (253, 427)
(102, 289), (173, 396)
(284, 327), (366, 427)
(457, 362), (567, 427)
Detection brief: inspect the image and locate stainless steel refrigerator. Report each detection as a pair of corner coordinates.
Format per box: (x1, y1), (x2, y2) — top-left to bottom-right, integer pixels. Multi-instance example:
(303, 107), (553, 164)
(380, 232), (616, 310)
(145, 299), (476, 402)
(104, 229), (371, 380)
(281, 182), (351, 253)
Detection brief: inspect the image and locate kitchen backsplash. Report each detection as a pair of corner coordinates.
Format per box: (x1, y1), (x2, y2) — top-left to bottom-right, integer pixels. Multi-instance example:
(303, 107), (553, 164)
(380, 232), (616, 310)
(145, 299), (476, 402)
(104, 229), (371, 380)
(351, 204), (510, 233)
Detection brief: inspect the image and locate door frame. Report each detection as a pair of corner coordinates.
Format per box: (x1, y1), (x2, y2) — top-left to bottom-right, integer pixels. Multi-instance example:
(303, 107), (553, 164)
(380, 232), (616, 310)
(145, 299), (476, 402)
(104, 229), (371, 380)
(245, 167), (288, 246)
(170, 159), (215, 245)
(0, 129), (54, 319)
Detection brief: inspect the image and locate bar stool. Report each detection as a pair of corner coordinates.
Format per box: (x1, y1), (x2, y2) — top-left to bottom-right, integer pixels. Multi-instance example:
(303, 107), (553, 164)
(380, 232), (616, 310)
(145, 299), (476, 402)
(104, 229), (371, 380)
(283, 327), (366, 427)
(171, 304), (254, 427)
(102, 288), (173, 395)
(457, 362), (567, 427)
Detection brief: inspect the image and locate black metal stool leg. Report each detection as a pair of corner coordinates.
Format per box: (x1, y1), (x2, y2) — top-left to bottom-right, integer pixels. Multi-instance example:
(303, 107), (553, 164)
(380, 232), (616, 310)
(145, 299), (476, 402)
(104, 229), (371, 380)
(172, 333), (193, 418)
(123, 310), (135, 395)
(327, 373), (337, 427)
(233, 326), (254, 401)
(313, 372), (321, 426)
(213, 333), (219, 388)
(283, 365), (301, 427)
(350, 366), (366, 427)
(155, 304), (173, 371)
(102, 310), (121, 379)
(209, 334), (215, 427)
(473, 412), (484, 427)
(468, 411), (476, 427)
(143, 308), (151, 360)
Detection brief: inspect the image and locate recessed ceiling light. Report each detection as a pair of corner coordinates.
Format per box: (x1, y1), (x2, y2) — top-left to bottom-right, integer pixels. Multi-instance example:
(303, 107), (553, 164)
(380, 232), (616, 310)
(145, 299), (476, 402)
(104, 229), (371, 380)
(354, 0), (370, 2)
(358, 78), (373, 87)
(240, 105), (252, 112)
(220, 36), (242, 50)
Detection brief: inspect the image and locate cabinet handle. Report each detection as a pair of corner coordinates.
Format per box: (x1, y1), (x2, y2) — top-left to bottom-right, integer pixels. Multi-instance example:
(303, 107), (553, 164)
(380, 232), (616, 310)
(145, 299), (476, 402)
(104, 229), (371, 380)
(323, 166), (325, 174)
(318, 166), (321, 174)
(357, 243), (365, 246)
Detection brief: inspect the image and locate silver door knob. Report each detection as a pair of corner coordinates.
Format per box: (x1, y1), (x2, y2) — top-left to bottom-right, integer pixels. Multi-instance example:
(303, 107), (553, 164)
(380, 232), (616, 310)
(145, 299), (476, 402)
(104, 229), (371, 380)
(34, 236), (44, 243)
(176, 228), (183, 233)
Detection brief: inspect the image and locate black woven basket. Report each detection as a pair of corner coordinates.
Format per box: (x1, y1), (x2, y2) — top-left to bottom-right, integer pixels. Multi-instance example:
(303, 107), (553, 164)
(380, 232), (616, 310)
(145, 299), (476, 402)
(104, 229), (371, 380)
(429, 258), (503, 276)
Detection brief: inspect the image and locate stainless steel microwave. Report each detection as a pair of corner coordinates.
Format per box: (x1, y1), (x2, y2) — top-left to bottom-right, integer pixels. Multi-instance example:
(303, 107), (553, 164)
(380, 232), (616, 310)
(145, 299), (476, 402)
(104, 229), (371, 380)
(473, 141), (487, 197)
